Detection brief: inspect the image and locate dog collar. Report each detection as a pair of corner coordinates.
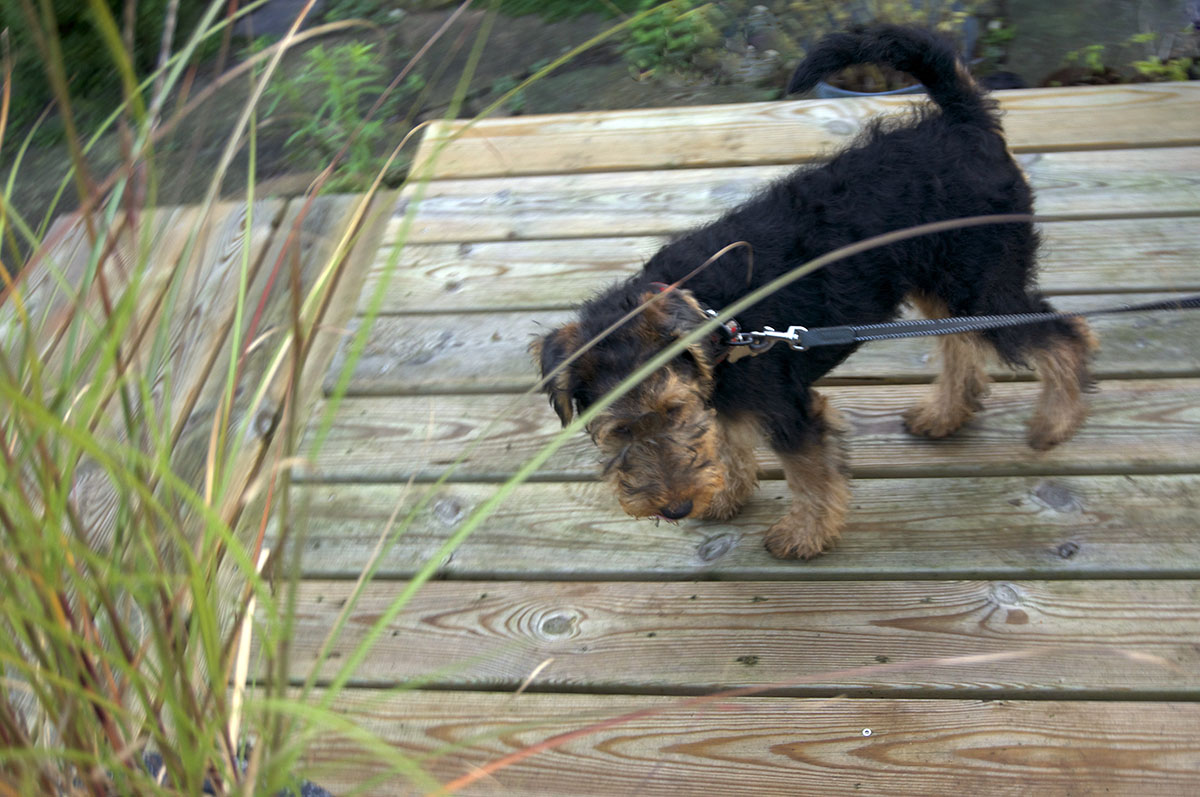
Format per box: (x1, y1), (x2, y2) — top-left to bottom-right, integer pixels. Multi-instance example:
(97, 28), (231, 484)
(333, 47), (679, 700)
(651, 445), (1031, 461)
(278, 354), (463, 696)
(648, 281), (742, 361)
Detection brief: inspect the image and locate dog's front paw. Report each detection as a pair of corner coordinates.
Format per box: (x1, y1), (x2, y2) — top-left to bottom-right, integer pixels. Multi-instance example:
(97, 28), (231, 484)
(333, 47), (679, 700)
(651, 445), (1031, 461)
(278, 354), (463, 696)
(764, 513), (840, 560)
(703, 481), (756, 521)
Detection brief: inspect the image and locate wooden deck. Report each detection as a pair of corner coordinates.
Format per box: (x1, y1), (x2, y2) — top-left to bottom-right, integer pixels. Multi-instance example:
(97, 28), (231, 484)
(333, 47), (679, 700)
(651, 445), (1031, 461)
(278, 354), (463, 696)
(281, 81), (1200, 794)
(19, 82), (1197, 793)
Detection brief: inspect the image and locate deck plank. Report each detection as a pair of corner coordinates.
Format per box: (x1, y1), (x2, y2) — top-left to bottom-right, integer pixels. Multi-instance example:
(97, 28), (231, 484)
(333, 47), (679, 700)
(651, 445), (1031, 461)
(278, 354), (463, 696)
(305, 693), (1200, 796)
(329, 293), (1200, 396)
(392, 147), (1200, 245)
(278, 474), (1200, 580)
(365, 218), (1200, 313)
(300, 379), (1200, 482)
(282, 580), (1200, 694)
(411, 82), (1200, 178)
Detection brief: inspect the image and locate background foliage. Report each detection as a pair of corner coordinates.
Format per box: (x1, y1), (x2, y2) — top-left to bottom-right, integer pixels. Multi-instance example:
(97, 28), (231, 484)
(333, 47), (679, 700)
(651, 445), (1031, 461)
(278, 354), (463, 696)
(0, 0), (215, 134)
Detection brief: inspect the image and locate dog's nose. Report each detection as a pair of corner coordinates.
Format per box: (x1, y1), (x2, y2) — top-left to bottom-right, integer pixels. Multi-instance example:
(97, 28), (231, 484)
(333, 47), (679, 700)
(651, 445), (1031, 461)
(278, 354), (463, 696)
(659, 499), (693, 520)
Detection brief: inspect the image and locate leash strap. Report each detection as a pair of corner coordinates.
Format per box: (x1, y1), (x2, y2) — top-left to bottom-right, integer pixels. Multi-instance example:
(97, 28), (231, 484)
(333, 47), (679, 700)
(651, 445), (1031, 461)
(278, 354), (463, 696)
(729, 293), (1200, 355)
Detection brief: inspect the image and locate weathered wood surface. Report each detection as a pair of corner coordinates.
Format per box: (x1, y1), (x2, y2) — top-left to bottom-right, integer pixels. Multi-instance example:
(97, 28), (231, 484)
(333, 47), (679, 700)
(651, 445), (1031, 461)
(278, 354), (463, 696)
(412, 81), (1200, 178)
(17, 195), (391, 557)
(283, 82), (1200, 794)
(329, 293), (1200, 396)
(392, 147), (1200, 244)
(363, 218), (1200, 313)
(169, 194), (387, 495)
(149, 200), (286, 435)
(306, 693), (1200, 795)
(300, 379), (1200, 481)
(280, 474), (1200, 580)
(282, 580), (1200, 694)
(4, 207), (185, 325)
(2, 205), (201, 364)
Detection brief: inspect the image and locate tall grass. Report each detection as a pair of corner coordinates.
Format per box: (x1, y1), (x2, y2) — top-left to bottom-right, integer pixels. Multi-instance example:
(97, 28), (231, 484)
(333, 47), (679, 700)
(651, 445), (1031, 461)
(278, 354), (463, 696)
(0, 0), (697, 793)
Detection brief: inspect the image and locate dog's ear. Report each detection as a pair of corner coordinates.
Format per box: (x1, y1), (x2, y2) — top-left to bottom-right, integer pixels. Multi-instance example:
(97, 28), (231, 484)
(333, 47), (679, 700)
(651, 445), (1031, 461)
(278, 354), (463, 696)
(531, 322), (581, 426)
(638, 288), (717, 385)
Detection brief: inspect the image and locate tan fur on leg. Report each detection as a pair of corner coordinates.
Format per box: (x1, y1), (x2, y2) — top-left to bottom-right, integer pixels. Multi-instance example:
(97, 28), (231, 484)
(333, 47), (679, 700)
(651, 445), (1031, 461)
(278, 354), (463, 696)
(765, 393), (851, 560)
(704, 414), (761, 520)
(903, 293), (992, 438)
(1028, 317), (1098, 450)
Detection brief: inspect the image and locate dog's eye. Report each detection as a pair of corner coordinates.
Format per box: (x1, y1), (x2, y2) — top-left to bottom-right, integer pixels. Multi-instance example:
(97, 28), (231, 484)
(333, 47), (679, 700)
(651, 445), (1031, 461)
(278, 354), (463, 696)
(665, 405), (683, 420)
(613, 424), (632, 438)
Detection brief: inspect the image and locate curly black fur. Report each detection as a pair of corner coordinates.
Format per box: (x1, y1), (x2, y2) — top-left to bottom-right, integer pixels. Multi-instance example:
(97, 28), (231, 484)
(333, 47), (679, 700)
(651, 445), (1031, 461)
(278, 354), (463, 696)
(540, 25), (1092, 460)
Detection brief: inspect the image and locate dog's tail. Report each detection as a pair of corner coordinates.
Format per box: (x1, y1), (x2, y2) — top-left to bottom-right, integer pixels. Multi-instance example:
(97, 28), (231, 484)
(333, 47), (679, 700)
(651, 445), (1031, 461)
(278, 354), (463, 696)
(788, 25), (995, 128)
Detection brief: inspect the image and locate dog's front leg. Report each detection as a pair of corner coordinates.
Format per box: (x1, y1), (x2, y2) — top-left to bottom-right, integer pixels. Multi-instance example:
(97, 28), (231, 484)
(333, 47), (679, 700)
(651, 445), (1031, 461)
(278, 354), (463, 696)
(764, 391), (851, 560)
(703, 413), (762, 521)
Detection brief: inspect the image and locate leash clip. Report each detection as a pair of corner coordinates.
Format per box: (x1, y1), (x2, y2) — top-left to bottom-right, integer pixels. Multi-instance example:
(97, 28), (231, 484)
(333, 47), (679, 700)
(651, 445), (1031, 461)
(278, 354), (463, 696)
(732, 325), (809, 354)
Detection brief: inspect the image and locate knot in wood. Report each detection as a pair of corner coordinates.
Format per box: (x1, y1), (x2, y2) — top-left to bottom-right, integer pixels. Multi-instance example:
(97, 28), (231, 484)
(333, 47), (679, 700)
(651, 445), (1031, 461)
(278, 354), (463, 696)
(826, 119), (855, 136)
(254, 407), (277, 439)
(432, 497), (466, 527)
(1056, 541), (1081, 559)
(1032, 480), (1080, 513)
(537, 610), (581, 639)
(990, 583), (1022, 606)
(697, 533), (737, 562)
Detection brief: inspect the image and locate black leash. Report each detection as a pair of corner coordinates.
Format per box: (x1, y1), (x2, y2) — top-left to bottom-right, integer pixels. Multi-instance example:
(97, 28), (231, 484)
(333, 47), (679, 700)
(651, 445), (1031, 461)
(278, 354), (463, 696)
(725, 293), (1200, 356)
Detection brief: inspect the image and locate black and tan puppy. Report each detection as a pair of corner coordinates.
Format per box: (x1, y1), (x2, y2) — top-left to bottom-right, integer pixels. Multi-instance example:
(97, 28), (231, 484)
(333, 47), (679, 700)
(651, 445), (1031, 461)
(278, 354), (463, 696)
(534, 26), (1096, 559)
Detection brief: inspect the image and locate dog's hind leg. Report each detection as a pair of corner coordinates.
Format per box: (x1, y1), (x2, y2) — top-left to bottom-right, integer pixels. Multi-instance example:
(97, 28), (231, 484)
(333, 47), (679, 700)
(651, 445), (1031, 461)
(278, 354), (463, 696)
(764, 391), (851, 560)
(908, 288), (1098, 449)
(1023, 315), (1098, 450)
(903, 293), (992, 439)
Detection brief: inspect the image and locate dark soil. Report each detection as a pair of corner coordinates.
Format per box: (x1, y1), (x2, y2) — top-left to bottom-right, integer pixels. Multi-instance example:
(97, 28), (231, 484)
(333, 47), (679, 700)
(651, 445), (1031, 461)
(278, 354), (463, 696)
(4, 0), (1197, 229)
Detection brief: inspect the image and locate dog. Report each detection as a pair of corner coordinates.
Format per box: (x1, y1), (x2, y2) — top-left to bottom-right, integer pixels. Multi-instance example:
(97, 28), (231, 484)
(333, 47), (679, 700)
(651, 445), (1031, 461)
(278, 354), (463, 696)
(533, 25), (1097, 559)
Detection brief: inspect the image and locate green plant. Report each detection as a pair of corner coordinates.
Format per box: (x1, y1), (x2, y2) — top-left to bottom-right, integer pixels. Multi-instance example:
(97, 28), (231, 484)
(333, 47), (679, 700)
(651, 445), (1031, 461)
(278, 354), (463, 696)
(1131, 55), (1194, 81)
(1064, 43), (1108, 73)
(263, 42), (421, 190)
(1057, 29), (1199, 84)
(491, 74), (528, 113)
(977, 18), (1016, 71)
(1, 2), (694, 792)
(621, 0), (724, 76)
(0, 0), (218, 135)
(1126, 29), (1198, 82)
(323, 0), (393, 22)
(495, 0), (643, 21)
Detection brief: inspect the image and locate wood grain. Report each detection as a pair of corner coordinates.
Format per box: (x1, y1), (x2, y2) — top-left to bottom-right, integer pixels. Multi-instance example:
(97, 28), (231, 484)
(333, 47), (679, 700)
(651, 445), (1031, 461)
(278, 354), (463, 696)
(62, 201), (284, 552)
(328, 293), (1200, 396)
(411, 81), (1200, 178)
(392, 147), (1200, 245)
(298, 379), (1200, 482)
(301, 693), (1200, 795)
(278, 474), (1200, 580)
(171, 194), (362, 486)
(2, 206), (198, 363)
(278, 580), (1200, 694)
(363, 218), (1200, 313)
(152, 199), (286, 433)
